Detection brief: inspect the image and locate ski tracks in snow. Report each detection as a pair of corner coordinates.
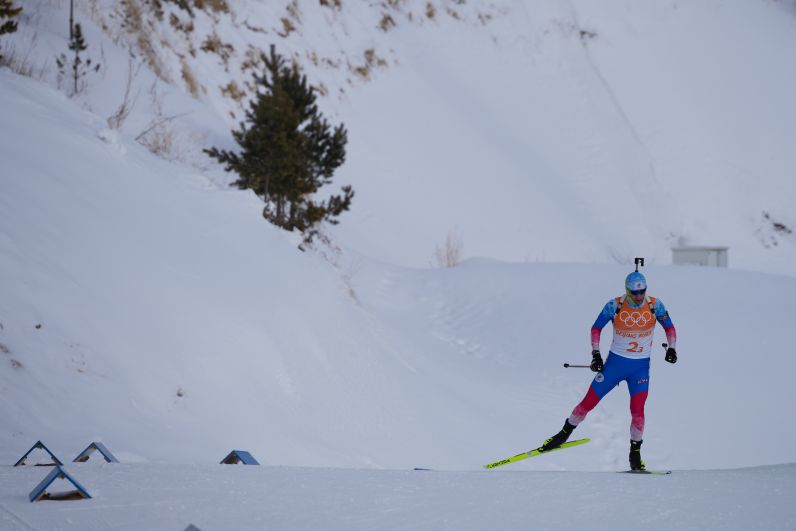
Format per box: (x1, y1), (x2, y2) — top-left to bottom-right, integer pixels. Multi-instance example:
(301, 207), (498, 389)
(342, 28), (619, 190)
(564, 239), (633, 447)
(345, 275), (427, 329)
(0, 503), (36, 531)
(430, 296), (486, 359)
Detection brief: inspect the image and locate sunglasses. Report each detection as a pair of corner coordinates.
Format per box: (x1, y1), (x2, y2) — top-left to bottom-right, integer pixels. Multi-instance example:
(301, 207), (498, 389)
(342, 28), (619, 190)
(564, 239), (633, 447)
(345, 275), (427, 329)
(629, 289), (646, 296)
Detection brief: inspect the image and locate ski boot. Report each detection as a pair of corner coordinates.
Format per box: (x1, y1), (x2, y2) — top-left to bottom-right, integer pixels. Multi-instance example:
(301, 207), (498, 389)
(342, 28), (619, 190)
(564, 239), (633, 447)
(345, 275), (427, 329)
(540, 419), (576, 452)
(629, 439), (646, 471)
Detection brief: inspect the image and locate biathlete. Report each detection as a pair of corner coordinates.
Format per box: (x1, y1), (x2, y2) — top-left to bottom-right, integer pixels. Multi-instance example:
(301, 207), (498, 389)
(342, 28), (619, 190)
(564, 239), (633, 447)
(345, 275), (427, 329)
(541, 269), (678, 470)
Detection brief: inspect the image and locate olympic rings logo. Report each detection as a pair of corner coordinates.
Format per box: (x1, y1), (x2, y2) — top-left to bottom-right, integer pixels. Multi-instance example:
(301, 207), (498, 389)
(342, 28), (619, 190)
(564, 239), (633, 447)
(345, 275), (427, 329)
(619, 310), (652, 327)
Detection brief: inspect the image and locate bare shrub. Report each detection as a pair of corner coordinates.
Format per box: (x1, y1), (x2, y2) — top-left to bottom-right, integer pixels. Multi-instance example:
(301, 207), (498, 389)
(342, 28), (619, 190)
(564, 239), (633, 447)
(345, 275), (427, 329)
(579, 28), (597, 43)
(378, 13), (395, 31)
(314, 81), (328, 97)
(351, 48), (386, 80)
(107, 55), (141, 130)
(364, 48), (386, 67)
(286, 0), (301, 22)
(137, 118), (176, 157)
(352, 63), (369, 79)
(433, 229), (464, 268)
(201, 32), (234, 65)
(241, 45), (263, 72)
(277, 17), (296, 37)
(0, 37), (48, 79)
(135, 81), (189, 159)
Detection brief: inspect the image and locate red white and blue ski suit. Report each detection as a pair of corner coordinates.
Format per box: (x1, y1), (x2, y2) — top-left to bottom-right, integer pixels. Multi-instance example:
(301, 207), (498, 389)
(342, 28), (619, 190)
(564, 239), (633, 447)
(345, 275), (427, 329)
(568, 296), (677, 440)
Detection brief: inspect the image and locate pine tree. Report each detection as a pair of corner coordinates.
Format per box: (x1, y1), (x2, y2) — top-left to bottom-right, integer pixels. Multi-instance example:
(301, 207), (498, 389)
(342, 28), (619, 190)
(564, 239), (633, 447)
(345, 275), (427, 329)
(55, 22), (97, 96)
(206, 45), (353, 241)
(0, 0), (22, 62)
(0, 0), (21, 35)
(67, 23), (87, 95)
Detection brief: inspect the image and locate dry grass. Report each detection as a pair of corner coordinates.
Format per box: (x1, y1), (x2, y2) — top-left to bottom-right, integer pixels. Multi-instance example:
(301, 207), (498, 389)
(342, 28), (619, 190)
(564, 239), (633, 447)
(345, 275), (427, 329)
(193, 0), (229, 14)
(351, 48), (387, 80)
(243, 20), (267, 34)
(180, 57), (200, 97)
(220, 80), (246, 102)
(169, 13), (194, 33)
(123, 0), (170, 82)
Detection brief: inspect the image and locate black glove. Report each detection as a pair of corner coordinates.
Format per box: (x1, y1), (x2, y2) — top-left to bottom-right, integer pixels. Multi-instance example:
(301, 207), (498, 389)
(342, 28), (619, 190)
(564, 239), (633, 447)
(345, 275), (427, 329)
(590, 350), (604, 372)
(665, 347), (677, 364)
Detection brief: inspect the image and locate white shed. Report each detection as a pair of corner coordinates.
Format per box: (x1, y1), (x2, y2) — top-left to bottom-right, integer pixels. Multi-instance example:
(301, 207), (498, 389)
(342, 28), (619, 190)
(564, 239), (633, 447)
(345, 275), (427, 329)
(672, 247), (728, 267)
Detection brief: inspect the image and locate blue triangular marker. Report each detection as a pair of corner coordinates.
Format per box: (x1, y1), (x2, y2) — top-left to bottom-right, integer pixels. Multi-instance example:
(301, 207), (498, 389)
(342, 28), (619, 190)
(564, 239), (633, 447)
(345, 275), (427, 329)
(220, 450), (259, 465)
(14, 440), (63, 467)
(73, 441), (119, 463)
(29, 465), (91, 502)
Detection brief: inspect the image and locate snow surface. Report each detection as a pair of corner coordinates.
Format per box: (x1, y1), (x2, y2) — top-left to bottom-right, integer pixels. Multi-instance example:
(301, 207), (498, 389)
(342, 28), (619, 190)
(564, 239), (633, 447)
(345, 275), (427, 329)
(2, 0), (796, 529)
(2, 463), (796, 530)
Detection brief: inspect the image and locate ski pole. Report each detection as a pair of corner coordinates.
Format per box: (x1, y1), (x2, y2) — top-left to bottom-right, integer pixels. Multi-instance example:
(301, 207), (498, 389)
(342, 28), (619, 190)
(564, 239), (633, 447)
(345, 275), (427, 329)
(567, 344), (669, 369)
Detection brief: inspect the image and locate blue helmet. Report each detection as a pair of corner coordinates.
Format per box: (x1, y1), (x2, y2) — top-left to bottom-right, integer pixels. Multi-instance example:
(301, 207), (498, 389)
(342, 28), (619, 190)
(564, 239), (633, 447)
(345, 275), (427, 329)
(625, 271), (647, 293)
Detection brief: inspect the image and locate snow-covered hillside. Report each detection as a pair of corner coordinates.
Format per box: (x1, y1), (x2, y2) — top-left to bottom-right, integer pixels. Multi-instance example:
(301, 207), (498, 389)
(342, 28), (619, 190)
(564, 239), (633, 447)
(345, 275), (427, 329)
(2, 67), (796, 471)
(330, 0), (796, 271)
(2, 69), (796, 529)
(4, 0), (796, 272)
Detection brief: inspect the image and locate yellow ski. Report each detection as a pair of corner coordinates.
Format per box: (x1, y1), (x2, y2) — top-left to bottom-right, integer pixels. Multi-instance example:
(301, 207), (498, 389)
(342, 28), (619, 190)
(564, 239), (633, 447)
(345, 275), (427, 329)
(483, 438), (590, 469)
